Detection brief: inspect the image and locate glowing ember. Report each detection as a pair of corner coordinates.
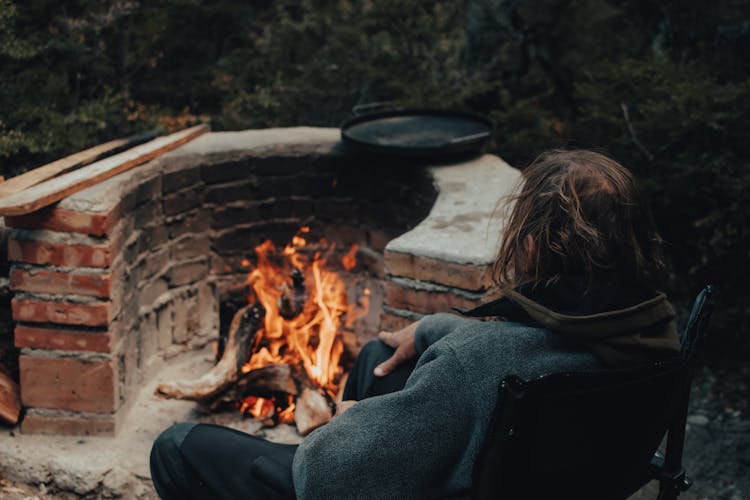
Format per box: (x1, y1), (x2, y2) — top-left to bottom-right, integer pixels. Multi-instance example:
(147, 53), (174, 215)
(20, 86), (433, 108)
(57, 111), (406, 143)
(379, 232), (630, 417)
(238, 228), (367, 421)
(241, 395), (296, 423)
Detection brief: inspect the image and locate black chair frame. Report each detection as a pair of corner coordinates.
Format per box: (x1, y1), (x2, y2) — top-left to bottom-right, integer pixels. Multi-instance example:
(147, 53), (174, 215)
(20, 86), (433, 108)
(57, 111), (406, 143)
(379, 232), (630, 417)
(472, 286), (714, 500)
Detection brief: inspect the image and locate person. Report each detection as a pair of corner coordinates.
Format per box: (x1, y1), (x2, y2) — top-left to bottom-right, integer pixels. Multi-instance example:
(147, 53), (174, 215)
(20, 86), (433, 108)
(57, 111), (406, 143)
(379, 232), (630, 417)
(149, 149), (680, 500)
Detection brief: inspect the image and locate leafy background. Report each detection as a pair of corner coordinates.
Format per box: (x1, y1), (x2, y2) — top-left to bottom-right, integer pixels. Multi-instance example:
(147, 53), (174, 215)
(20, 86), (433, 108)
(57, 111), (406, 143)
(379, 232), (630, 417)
(1, 0), (748, 361)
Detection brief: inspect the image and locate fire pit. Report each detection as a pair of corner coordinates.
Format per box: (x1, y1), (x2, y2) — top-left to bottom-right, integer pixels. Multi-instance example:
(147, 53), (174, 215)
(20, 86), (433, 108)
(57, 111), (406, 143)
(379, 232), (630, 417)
(0, 127), (519, 496)
(155, 229), (376, 435)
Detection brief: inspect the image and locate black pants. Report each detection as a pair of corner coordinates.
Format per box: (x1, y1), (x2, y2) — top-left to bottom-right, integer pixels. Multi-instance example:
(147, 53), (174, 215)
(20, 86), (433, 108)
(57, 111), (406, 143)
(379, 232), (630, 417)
(150, 340), (418, 499)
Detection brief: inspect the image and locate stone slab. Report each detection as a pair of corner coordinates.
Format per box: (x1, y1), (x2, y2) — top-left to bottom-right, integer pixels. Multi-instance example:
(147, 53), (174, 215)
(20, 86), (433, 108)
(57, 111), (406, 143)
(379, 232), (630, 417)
(172, 127), (340, 156)
(385, 154), (520, 286)
(54, 128), (341, 214)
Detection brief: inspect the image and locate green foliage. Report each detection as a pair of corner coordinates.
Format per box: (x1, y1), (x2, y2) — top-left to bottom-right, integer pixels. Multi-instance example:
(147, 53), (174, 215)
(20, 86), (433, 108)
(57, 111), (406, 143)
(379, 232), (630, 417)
(0, 0), (747, 356)
(576, 58), (750, 351)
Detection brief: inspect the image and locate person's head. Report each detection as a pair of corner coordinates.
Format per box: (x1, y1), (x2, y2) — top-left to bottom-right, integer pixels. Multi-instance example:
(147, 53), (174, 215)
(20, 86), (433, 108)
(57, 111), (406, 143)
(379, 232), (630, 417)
(493, 149), (664, 289)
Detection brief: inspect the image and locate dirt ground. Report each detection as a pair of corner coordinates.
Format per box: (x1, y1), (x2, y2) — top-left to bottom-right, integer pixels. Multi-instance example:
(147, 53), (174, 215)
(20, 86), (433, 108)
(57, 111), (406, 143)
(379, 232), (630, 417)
(679, 361), (750, 500)
(1, 361), (748, 499)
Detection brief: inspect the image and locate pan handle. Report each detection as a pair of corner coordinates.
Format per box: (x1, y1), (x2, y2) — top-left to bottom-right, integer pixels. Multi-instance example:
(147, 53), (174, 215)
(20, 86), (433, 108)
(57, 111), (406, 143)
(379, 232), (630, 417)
(352, 101), (399, 116)
(447, 131), (492, 145)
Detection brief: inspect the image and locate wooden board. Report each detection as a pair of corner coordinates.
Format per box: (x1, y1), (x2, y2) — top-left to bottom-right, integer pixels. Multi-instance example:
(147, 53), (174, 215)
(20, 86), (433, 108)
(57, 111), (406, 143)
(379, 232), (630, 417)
(0, 371), (21, 425)
(0, 124), (209, 216)
(0, 130), (160, 199)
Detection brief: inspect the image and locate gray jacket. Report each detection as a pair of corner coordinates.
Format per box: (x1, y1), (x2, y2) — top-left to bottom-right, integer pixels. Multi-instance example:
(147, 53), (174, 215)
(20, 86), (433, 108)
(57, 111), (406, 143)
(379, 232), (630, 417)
(292, 313), (602, 499)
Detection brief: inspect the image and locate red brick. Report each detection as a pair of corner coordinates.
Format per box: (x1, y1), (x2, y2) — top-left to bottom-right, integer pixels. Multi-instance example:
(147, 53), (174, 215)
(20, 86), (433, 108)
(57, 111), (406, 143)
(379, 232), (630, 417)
(384, 281), (487, 315)
(167, 259), (209, 287)
(163, 167), (201, 193)
(12, 298), (111, 326)
(163, 188), (203, 216)
(4, 206), (119, 236)
(384, 250), (494, 292)
(171, 234), (210, 261)
(14, 325), (111, 353)
(21, 412), (116, 436)
(7, 239), (110, 268)
(19, 356), (116, 413)
(10, 268), (111, 298)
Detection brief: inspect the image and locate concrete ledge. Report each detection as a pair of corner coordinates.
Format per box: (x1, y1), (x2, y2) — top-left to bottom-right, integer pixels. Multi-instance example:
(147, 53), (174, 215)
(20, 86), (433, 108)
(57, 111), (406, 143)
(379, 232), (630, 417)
(56, 127), (342, 214)
(384, 154), (520, 291)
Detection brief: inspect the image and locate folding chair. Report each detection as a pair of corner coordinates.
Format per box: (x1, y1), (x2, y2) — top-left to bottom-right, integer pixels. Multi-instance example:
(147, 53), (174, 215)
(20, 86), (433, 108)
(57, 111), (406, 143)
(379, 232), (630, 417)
(472, 285), (714, 500)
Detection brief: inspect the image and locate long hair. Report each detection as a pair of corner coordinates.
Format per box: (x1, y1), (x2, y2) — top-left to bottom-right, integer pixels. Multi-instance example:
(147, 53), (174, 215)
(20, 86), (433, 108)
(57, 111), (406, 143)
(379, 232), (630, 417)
(493, 150), (665, 289)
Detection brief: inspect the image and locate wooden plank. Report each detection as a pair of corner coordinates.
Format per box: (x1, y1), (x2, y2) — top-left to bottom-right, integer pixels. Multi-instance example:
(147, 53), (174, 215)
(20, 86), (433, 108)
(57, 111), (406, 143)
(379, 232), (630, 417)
(0, 130), (160, 199)
(0, 371), (21, 425)
(0, 124), (209, 216)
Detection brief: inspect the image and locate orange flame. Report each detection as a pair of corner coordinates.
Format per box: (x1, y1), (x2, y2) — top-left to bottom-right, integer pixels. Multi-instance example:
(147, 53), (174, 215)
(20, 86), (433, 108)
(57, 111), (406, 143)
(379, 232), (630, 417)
(241, 395), (296, 424)
(239, 230), (367, 419)
(341, 243), (359, 271)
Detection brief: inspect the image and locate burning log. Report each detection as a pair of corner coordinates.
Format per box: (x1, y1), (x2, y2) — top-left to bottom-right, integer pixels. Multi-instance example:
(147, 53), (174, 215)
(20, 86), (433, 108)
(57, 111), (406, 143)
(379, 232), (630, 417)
(208, 364), (300, 409)
(278, 268), (306, 320)
(208, 363), (334, 435)
(295, 387), (333, 436)
(156, 302), (265, 401)
(231, 363), (335, 435)
(155, 232), (368, 436)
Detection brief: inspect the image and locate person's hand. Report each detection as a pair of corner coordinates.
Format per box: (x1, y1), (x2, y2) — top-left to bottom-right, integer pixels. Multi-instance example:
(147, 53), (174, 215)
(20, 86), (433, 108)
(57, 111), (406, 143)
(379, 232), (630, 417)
(373, 320), (420, 377)
(335, 400), (357, 417)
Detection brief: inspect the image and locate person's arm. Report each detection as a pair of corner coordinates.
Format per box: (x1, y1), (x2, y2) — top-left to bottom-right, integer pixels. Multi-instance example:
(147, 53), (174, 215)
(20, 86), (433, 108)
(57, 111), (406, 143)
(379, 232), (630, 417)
(413, 313), (471, 354)
(374, 312), (473, 376)
(292, 342), (478, 499)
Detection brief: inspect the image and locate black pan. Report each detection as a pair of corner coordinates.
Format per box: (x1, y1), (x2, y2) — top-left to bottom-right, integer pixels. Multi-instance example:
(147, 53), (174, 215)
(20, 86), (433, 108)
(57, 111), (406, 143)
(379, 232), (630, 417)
(341, 104), (493, 159)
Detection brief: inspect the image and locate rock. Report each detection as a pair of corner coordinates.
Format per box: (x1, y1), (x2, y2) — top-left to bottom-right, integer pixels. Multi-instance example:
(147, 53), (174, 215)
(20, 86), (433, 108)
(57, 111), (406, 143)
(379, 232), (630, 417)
(687, 414), (710, 426)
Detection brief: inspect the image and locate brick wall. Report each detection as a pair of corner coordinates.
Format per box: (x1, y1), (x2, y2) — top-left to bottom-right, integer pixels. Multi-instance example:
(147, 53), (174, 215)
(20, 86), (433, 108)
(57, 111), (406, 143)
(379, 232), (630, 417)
(381, 155), (521, 330)
(5, 128), (520, 436)
(4, 128), (441, 435)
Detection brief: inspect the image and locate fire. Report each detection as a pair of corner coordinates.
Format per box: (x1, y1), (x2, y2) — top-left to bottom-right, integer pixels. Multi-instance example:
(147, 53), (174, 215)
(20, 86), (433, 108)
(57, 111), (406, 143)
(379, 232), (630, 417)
(238, 228), (367, 421)
(241, 395), (296, 423)
(341, 243), (359, 271)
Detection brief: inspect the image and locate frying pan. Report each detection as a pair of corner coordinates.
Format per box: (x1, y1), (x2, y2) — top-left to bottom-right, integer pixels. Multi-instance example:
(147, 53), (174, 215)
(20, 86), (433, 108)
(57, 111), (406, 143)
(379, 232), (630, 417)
(341, 103), (493, 159)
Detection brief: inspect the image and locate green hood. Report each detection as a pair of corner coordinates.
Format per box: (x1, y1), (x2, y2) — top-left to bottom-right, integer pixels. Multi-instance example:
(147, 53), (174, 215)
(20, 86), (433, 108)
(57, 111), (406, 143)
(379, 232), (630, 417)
(458, 282), (681, 368)
(503, 289), (680, 367)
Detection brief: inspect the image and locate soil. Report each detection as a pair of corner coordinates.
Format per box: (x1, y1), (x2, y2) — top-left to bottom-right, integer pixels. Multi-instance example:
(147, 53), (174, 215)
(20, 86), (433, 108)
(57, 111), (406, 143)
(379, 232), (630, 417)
(681, 361), (750, 499)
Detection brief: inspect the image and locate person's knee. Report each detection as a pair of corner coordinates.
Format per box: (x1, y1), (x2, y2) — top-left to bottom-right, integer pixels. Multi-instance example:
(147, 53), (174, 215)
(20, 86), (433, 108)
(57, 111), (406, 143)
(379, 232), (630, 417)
(150, 422), (198, 498)
(359, 339), (393, 364)
(151, 422), (196, 461)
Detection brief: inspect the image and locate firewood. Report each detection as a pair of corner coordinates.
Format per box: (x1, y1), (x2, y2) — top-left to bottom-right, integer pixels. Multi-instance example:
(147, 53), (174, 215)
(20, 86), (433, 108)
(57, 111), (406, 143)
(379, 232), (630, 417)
(278, 268), (306, 320)
(236, 364), (299, 396)
(0, 372), (21, 425)
(207, 362), (312, 407)
(155, 302), (265, 401)
(0, 130), (160, 199)
(295, 387), (333, 436)
(217, 284), (254, 361)
(205, 364), (300, 410)
(0, 124), (208, 216)
(205, 363), (334, 436)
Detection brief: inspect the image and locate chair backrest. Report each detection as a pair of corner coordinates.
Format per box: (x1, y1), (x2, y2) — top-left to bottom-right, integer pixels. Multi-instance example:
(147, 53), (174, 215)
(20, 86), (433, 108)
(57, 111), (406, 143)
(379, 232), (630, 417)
(472, 286), (713, 500)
